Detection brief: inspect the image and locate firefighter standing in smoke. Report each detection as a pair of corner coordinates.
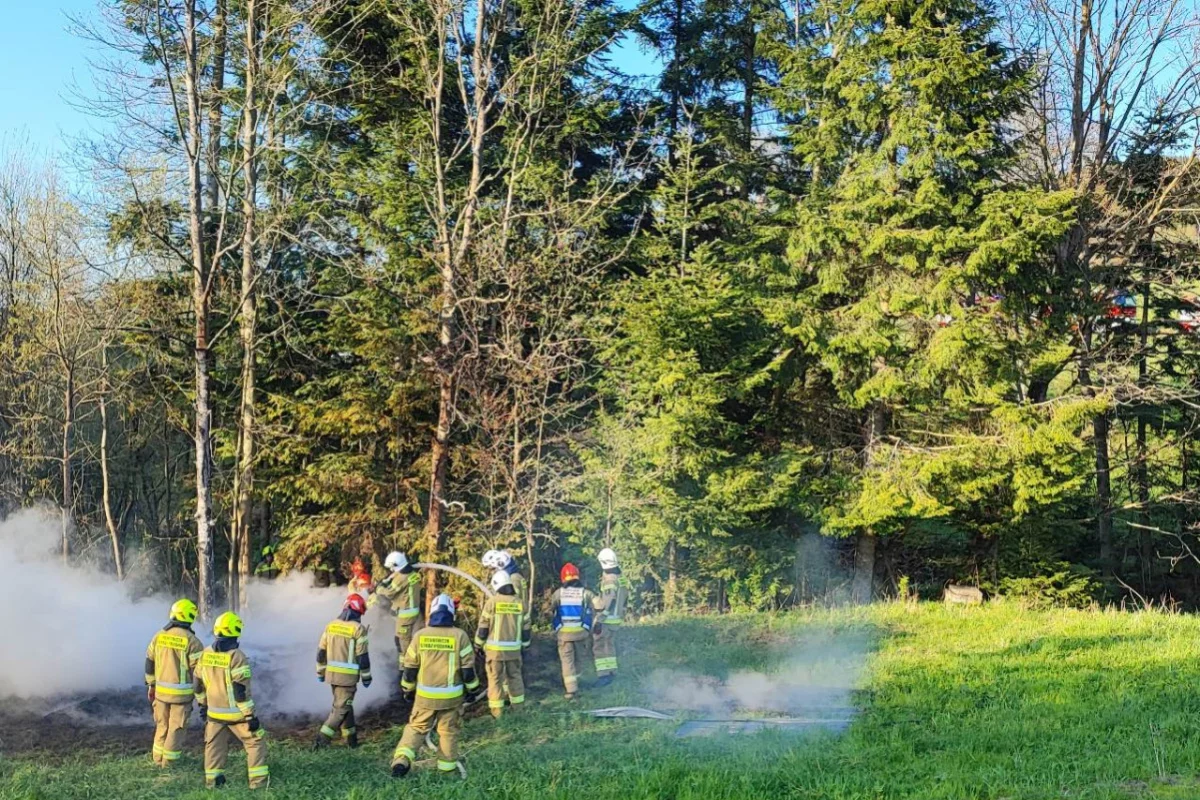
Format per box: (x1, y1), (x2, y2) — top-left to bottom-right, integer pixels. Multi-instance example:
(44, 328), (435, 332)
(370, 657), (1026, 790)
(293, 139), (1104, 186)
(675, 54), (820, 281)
(195, 612), (269, 789)
(474, 570), (532, 717)
(550, 563), (605, 699)
(592, 548), (631, 686)
(314, 593), (372, 748)
(144, 598), (205, 766)
(391, 593), (481, 778)
(371, 550), (423, 658)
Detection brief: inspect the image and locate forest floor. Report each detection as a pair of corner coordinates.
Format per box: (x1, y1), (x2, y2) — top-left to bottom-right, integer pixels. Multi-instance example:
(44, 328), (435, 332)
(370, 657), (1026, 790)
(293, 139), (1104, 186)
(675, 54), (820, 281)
(5, 603), (1200, 799)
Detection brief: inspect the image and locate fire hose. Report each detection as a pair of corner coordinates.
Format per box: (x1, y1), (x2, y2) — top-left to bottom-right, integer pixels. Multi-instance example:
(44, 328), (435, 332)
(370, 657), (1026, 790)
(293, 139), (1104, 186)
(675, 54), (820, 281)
(412, 562), (494, 599)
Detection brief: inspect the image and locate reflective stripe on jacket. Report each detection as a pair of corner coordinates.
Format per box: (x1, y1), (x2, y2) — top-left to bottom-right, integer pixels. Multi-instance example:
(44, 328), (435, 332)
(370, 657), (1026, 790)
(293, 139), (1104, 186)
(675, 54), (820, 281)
(317, 619), (371, 687)
(402, 626), (479, 710)
(145, 624), (204, 703)
(475, 595), (530, 659)
(194, 647), (255, 722)
(376, 572), (422, 620)
(599, 573), (632, 625)
(552, 586), (603, 641)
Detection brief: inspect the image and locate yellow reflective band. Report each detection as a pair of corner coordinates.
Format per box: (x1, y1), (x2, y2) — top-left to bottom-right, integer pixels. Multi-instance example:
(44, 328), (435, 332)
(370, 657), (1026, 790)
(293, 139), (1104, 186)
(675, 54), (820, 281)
(341, 727), (356, 737)
(488, 698), (505, 709)
(396, 608), (420, 619)
(230, 665), (252, 680)
(459, 646), (474, 659)
(320, 725), (336, 737)
(394, 746), (416, 761)
(206, 770), (225, 778)
(419, 635), (455, 652)
(417, 684), (464, 699)
(201, 652), (231, 669)
(248, 766), (270, 777)
(162, 750), (182, 761)
(437, 760), (459, 772)
(156, 634), (188, 651)
(154, 685), (195, 696)
(485, 641), (521, 651)
(606, 618), (624, 625)
(510, 695), (526, 704)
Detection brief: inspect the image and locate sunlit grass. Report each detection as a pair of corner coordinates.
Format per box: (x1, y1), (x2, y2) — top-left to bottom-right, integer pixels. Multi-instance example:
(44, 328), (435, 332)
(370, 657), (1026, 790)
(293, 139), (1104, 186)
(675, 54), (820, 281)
(5, 603), (1200, 799)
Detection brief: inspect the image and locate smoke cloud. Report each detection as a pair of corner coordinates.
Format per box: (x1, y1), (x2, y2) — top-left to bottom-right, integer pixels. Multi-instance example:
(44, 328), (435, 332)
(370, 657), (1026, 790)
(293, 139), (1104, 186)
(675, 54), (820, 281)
(0, 508), (397, 719)
(644, 629), (868, 718)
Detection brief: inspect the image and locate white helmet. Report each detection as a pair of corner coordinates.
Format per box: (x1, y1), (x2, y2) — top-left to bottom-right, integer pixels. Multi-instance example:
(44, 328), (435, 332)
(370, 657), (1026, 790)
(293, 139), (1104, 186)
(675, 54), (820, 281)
(598, 547), (619, 569)
(384, 551), (408, 572)
(431, 593), (456, 618)
(482, 549), (502, 570)
(490, 570), (512, 592)
(497, 550), (514, 569)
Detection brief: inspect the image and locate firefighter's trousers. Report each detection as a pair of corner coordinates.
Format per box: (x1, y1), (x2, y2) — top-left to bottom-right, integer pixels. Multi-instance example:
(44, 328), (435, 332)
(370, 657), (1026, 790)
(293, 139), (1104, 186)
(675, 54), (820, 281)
(151, 700), (191, 765)
(485, 655), (525, 717)
(557, 637), (590, 694)
(593, 626), (618, 677)
(320, 685), (357, 739)
(391, 705), (462, 773)
(204, 720), (269, 789)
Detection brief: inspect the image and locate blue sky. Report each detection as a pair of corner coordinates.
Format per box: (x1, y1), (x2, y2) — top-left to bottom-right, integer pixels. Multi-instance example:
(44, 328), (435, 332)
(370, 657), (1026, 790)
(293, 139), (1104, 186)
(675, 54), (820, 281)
(1, 1), (659, 160)
(0, 0), (99, 156)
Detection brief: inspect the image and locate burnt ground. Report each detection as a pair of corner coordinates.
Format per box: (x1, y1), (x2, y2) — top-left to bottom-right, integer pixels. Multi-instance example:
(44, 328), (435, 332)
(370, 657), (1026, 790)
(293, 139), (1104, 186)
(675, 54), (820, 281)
(0, 635), (567, 763)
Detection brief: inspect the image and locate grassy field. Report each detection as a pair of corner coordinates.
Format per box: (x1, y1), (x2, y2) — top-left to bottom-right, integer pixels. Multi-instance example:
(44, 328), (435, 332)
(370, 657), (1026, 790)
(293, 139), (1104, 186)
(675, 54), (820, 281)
(6, 602), (1200, 799)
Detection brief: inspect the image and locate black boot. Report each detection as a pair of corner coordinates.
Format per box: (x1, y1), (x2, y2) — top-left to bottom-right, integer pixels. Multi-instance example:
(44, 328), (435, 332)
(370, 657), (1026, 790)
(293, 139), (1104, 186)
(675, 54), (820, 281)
(210, 775), (227, 789)
(391, 761), (411, 779)
(312, 732), (330, 750)
(596, 675), (614, 688)
(346, 732), (360, 749)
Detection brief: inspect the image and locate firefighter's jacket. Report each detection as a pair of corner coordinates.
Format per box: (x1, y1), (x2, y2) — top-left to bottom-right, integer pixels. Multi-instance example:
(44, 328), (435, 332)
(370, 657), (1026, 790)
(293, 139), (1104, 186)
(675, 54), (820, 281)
(474, 590), (531, 660)
(373, 570), (422, 630)
(195, 638), (257, 723)
(144, 622), (205, 703)
(598, 570), (633, 626)
(316, 610), (372, 687)
(401, 612), (479, 711)
(551, 582), (605, 642)
(507, 570), (528, 606)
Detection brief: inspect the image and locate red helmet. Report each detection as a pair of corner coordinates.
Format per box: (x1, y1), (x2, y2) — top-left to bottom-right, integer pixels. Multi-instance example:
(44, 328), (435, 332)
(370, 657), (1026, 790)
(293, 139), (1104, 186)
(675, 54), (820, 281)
(344, 594), (367, 614)
(560, 563), (580, 583)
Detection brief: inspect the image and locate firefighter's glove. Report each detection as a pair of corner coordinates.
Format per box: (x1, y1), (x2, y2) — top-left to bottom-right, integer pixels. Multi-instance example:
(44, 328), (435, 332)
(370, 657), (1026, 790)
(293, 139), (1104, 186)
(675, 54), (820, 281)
(248, 717), (265, 738)
(362, 677), (372, 688)
(146, 685), (155, 703)
(317, 675), (325, 683)
(465, 688), (482, 705)
(593, 622), (604, 636)
(198, 706), (208, 722)
(401, 689), (415, 704)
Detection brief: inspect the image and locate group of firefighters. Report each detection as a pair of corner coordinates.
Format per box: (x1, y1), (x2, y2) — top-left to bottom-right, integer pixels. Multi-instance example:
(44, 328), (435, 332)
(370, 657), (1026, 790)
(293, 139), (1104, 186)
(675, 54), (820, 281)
(143, 547), (632, 789)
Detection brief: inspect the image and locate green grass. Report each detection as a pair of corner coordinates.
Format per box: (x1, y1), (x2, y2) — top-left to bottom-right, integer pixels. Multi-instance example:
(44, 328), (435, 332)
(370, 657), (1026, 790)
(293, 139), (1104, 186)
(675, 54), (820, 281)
(6, 603), (1200, 799)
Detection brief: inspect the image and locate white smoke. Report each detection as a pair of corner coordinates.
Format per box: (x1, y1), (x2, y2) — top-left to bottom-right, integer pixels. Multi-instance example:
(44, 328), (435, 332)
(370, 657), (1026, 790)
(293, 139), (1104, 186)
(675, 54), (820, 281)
(644, 629), (868, 717)
(0, 508), (398, 718)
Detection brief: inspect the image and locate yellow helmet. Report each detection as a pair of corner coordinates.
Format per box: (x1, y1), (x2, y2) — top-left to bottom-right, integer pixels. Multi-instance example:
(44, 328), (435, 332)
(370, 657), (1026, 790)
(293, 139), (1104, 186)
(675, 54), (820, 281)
(213, 611), (244, 638)
(169, 598), (198, 624)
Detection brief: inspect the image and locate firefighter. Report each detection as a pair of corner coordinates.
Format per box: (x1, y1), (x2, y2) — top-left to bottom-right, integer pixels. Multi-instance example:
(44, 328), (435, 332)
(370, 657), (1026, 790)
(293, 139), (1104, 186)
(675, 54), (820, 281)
(195, 612), (269, 790)
(550, 563), (605, 700)
(144, 598), (205, 767)
(348, 557), (374, 599)
(391, 594), (481, 779)
(314, 593), (373, 749)
(592, 548), (631, 686)
(371, 550), (423, 658)
(474, 570), (532, 717)
(483, 549), (528, 605)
